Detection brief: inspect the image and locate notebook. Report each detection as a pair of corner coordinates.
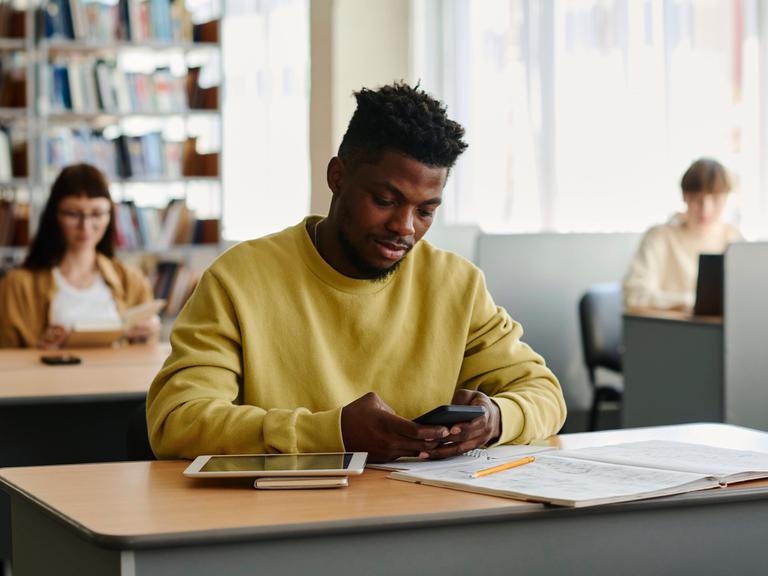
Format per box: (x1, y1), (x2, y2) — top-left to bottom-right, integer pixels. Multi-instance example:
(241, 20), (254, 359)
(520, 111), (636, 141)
(389, 440), (768, 508)
(693, 253), (724, 316)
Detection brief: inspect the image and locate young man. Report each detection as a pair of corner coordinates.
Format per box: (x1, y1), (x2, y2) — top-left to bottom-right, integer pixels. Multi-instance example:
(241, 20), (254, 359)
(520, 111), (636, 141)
(148, 83), (566, 462)
(623, 158), (743, 310)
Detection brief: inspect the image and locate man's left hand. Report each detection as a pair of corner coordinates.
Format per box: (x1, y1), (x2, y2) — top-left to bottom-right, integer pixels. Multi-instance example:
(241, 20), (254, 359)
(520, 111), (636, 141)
(423, 389), (501, 459)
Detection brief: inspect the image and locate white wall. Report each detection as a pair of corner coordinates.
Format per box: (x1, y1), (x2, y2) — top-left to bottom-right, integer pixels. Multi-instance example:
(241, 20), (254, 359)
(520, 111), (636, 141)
(477, 233), (641, 430)
(310, 0), (412, 215)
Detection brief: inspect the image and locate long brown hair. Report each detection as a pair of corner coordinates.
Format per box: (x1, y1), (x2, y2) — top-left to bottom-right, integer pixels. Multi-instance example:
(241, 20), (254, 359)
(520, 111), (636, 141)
(24, 163), (116, 269)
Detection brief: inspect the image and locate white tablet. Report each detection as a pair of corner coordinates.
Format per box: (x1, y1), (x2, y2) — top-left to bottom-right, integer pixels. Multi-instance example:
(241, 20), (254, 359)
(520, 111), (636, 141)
(183, 452), (368, 478)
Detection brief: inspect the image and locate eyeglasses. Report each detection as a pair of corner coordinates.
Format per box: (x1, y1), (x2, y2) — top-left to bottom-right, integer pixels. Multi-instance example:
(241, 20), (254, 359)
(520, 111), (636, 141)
(58, 210), (111, 225)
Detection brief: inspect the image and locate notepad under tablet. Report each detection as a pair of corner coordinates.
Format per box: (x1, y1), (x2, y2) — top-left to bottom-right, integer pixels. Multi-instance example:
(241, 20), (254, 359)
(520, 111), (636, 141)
(183, 452), (368, 478)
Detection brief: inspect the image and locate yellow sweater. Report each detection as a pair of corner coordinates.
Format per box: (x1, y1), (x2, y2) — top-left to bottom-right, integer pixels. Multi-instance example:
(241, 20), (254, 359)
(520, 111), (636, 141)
(147, 218), (566, 458)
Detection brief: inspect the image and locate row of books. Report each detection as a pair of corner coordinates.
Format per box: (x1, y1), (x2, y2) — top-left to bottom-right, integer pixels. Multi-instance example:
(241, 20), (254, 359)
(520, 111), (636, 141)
(45, 0), (185, 43)
(0, 129), (27, 179)
(150, 259), (197, 317)
(43, 0), (219, 44)
(0, 200), (29, 246)
(46, 128), (218, 181)
(114, 199), (219, 251)
(48, 60), (217, 114)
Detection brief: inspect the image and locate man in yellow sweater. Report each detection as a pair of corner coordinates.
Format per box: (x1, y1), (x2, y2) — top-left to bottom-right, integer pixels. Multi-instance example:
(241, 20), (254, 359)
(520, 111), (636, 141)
(148, 82), (566, 462)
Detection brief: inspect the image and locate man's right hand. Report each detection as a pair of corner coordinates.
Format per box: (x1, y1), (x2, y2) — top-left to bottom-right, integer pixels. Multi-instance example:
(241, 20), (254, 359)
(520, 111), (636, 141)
(341, 392), (450, 463)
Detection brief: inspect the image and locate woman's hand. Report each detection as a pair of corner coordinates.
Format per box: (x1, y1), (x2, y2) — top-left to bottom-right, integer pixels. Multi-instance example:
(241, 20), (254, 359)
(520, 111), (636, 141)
(38, 325), (70, 349)
(126, 315), (161, 344)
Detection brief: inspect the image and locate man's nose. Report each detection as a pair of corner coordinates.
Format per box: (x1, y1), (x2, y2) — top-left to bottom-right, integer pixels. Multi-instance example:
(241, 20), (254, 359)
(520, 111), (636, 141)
(387, 207), (415, 237)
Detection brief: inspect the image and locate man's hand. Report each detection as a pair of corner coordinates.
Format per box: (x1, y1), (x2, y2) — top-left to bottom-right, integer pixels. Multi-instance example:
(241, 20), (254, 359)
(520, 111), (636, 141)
(341, 392), (450, 463)
(423, 389), (501, 459)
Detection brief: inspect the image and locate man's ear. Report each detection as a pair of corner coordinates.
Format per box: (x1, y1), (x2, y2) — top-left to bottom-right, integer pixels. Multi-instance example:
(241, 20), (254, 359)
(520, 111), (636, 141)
(326, 157), (344, 196)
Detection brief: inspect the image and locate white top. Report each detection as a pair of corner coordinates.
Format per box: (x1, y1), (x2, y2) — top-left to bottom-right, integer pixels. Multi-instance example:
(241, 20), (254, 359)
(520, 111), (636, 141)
(623, 215), (743, 310)
(50, 267), (122, 328)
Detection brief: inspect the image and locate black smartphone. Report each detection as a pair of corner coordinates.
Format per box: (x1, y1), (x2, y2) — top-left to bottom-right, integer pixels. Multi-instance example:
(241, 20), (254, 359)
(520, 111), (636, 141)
(40, 354), (82, 366)
(413, 405), (485, 426)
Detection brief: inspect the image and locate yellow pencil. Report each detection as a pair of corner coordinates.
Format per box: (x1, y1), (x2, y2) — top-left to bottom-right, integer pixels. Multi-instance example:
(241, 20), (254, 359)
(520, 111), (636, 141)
(470, 456), (535, 479)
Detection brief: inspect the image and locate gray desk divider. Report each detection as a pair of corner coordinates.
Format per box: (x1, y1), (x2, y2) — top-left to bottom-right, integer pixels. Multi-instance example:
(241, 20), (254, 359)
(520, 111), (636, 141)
(476, 232), (640, 429)
(724, 241), (768, 429)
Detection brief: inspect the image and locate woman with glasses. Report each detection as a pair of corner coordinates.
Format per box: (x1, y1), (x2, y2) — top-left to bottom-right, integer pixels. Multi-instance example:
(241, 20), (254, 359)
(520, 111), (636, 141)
(0, 163), (159, 347)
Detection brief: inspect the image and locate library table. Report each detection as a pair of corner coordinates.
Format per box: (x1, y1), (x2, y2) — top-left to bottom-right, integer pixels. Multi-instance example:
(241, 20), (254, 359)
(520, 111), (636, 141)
(2, 423), (768, 576)
(0, 343), (170, 466)
(0, 343), (170, 570)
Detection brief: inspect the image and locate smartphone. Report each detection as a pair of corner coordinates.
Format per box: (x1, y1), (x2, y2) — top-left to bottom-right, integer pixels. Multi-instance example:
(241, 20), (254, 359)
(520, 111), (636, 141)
(413, 405), (485, 426)
(40, 354), (82, 366)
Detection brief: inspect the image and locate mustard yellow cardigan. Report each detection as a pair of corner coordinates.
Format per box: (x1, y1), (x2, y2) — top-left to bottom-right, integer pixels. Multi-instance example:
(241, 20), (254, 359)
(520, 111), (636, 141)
(0, 253), (152, 348)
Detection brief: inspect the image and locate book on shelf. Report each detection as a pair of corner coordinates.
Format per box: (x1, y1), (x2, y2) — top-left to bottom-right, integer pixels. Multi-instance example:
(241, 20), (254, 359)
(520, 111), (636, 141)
(40, 0), (219, 44)
(0, 200), (29, 246)
(0, 3), (26, 39)
(150, 259), (196, 316)
(389, 440), (768, 508)
(0, 67), (26, 108)
(47, 58), (188, 115)
(113, 199), (220, 251)
(182, 137), (219, 177)
(0, 127), (10, 180)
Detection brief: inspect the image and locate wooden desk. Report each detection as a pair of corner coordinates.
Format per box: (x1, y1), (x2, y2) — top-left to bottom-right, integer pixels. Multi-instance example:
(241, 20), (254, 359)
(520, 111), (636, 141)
(623, 309), (724, 427)
(2, 423), (767, 576)
(0, 343), (169, 570)
(0, 343), (169, 465)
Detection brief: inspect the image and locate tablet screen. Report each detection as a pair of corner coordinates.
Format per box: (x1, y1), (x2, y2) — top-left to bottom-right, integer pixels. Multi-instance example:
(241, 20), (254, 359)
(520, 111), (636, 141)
(200, 453), (354, 473)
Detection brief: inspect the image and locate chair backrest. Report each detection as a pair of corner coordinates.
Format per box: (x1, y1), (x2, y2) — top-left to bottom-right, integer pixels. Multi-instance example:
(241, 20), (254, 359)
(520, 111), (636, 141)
(578, 282), (623, 377)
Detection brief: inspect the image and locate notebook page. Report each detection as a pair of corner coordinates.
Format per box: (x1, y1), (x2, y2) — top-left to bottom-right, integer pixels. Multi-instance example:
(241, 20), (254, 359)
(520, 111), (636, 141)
(368, 445), (548, 472)
(394, 454), (713, 506)
(553, 441), (768, 478)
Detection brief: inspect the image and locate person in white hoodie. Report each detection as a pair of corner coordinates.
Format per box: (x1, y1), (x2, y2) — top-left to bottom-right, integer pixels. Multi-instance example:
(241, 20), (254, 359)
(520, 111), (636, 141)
(623, 158), (743, 311)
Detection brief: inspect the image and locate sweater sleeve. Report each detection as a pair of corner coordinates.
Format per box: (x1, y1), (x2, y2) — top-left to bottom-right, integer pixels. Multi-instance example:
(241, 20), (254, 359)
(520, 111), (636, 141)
(457, 272), (567, 445)
(0, 271), (38, 348)
(146, 268), (343, 459)
(622, 230), (694, 310)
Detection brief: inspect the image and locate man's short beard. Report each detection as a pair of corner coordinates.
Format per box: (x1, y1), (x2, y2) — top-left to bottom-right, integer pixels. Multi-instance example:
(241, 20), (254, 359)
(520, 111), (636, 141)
(337, 226), (407, 282)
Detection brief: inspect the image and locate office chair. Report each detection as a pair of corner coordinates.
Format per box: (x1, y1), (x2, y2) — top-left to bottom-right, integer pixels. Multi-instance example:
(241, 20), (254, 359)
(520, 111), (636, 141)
(578, 282), (624, 431)
(126, 400), (156, 460)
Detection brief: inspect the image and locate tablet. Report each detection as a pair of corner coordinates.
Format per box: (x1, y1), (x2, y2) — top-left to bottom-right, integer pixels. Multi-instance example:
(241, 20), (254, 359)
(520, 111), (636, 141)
(183, 452), (368, 478)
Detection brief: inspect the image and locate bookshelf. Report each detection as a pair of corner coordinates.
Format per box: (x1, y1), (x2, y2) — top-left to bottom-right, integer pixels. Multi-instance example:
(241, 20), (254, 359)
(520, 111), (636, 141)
(1, 0), (223, 236)
(1, 0), (224, 310)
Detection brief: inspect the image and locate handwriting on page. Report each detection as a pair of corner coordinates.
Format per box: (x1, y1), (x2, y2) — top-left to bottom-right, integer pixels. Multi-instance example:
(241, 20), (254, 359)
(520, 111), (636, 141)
(555, 441), (768, 476)
(415, 455), (710, 502)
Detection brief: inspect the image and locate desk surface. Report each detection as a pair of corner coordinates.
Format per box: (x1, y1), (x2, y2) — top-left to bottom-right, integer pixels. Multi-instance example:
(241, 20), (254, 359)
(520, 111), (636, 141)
(624, 306), (722, 325)
(2, 422), (766, 550)
(0, 343), (169, 403)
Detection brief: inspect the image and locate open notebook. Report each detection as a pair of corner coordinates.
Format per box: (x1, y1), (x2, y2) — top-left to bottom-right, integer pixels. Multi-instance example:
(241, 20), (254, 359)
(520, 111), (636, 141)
(65, 299), (165, 347)
(389, 440), (768, 508)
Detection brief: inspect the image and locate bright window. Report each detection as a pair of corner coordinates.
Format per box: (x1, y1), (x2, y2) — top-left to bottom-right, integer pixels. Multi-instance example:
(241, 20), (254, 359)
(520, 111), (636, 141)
(415, 0), (767, 237)
(222, 0), (310, 241)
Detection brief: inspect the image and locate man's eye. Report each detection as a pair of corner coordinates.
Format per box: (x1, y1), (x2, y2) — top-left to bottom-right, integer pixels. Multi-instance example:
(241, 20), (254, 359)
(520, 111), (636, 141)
(373, 195), (394, 206)
(418, 208), (435, 218)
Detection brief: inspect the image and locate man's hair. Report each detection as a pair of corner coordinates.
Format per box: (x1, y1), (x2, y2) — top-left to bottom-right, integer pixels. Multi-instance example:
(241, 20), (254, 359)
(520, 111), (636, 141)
(338, 82), (468, 169)
(680, 158), (732, 195)
(24, 163), (116, 269)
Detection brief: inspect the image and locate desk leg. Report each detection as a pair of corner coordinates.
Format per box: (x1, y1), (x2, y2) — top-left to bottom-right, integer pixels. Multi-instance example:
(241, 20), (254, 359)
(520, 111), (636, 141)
(12, 497), (121, 576)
